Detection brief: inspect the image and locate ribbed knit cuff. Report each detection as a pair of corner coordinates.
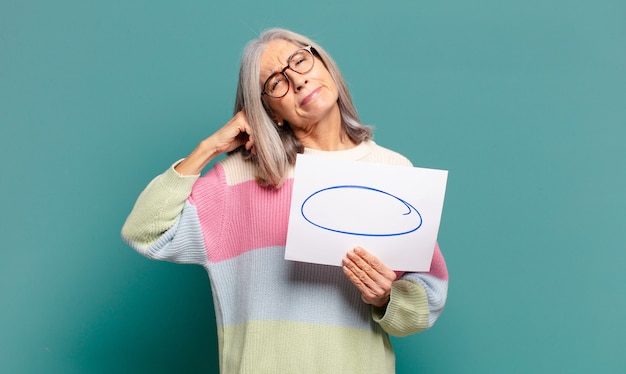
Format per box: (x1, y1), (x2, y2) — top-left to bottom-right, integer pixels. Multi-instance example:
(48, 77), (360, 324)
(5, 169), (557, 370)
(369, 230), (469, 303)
(159, 159), (200, 194)
(372, 279), (430, 337)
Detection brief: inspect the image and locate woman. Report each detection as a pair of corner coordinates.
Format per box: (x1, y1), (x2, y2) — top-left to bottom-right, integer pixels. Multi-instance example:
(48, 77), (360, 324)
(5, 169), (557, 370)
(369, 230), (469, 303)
(122, 28), (448, 373)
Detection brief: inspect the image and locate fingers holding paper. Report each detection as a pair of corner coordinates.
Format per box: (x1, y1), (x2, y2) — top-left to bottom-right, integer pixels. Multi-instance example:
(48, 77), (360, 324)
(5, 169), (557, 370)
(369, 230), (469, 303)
(342, 246), (397, 308)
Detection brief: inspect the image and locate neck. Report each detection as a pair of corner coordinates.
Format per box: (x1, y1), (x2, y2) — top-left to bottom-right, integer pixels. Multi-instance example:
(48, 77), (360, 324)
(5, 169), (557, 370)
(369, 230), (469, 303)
(294, 105), (357, 151)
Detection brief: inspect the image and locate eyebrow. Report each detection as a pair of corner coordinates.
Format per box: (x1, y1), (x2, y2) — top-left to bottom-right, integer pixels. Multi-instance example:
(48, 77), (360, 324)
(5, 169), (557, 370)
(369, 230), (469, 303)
(265, 63), (285, 79)
(264, 47), (300, 79)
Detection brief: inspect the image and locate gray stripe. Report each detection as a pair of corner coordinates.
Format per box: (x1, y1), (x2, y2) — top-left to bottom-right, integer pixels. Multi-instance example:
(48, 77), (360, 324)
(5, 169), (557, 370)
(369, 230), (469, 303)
(206, 247), (380, 332)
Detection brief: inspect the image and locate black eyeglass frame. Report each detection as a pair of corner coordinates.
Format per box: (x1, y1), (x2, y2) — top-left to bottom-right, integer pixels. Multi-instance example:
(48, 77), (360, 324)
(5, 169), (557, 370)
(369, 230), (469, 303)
(261, 45), (316, 98)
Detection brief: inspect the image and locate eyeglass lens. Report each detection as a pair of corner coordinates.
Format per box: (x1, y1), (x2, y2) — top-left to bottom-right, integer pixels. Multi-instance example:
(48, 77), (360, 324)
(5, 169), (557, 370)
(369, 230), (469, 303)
(263, 48), (314, 98)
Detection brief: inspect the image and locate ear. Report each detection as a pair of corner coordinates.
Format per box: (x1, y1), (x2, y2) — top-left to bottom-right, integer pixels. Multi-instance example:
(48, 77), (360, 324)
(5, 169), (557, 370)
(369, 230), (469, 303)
(270, 111), (283, 126)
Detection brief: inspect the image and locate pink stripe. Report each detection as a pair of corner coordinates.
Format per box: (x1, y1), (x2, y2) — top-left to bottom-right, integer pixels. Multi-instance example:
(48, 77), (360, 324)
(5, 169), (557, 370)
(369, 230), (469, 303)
(190, 164), (449, 278)
(191, 166), (293, 263)
(427, 242), (448, 280)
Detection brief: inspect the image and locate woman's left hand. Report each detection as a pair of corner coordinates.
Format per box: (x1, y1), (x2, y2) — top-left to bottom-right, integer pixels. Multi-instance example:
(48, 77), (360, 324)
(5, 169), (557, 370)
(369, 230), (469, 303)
(342, 246), (397, 308)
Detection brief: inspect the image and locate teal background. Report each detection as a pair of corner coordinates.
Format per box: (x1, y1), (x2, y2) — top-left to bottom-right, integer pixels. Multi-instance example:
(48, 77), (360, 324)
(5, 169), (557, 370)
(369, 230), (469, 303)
(1, 0), (624, 373)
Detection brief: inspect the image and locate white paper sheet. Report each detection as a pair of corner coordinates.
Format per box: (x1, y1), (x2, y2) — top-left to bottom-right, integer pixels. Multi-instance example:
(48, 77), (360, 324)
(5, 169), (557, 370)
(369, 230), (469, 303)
(284, 154), (448, 271)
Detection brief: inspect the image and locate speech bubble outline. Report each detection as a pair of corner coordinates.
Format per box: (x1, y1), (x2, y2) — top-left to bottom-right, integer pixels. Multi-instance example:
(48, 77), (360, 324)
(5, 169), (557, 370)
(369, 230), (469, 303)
(300, 185), (423, 237)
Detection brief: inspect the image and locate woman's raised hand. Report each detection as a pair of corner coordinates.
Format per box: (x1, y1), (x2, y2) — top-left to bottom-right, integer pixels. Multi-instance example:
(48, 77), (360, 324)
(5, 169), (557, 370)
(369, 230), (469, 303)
(175, 109), (254, 176)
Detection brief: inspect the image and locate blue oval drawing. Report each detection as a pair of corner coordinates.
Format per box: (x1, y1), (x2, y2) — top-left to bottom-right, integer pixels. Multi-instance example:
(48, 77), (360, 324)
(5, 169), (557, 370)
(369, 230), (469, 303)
(300, 185), (422, 237)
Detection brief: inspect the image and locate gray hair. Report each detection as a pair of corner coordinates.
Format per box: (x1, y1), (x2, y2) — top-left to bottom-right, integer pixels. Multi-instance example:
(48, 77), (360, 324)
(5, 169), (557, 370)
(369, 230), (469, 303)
(233, 28), (373, 188)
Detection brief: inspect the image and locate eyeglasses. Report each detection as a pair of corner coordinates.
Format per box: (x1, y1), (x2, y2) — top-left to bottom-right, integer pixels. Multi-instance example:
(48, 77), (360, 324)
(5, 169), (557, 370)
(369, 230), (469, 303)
(262, 45), (315, 98)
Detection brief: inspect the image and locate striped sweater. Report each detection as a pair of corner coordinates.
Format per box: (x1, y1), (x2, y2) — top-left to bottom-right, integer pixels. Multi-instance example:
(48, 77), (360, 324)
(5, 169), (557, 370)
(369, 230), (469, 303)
(121, 140), (448, 374)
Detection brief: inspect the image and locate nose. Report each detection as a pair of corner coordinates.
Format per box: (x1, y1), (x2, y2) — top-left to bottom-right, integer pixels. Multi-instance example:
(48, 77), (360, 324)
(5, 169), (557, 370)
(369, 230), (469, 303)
(286, 70), (308, 92)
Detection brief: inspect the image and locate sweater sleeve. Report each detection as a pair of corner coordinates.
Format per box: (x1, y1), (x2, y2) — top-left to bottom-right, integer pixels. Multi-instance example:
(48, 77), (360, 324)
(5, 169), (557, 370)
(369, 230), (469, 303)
(372, 242), (449, 337)
(120, 161), (207, 265)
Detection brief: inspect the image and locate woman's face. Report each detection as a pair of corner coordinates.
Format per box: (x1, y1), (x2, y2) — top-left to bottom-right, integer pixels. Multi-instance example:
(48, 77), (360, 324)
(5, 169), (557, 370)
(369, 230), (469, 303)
(259, 39), (340, 133)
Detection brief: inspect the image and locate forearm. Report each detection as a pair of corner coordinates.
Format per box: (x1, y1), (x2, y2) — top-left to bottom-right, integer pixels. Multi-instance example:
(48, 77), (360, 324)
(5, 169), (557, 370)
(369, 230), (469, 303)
(175, 110), (254, 176)
(175, 138), (222, 176)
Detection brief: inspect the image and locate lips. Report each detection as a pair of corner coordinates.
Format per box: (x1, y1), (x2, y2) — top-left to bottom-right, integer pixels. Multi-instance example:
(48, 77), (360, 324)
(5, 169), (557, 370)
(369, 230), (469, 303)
(300, 87), (322, 106)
